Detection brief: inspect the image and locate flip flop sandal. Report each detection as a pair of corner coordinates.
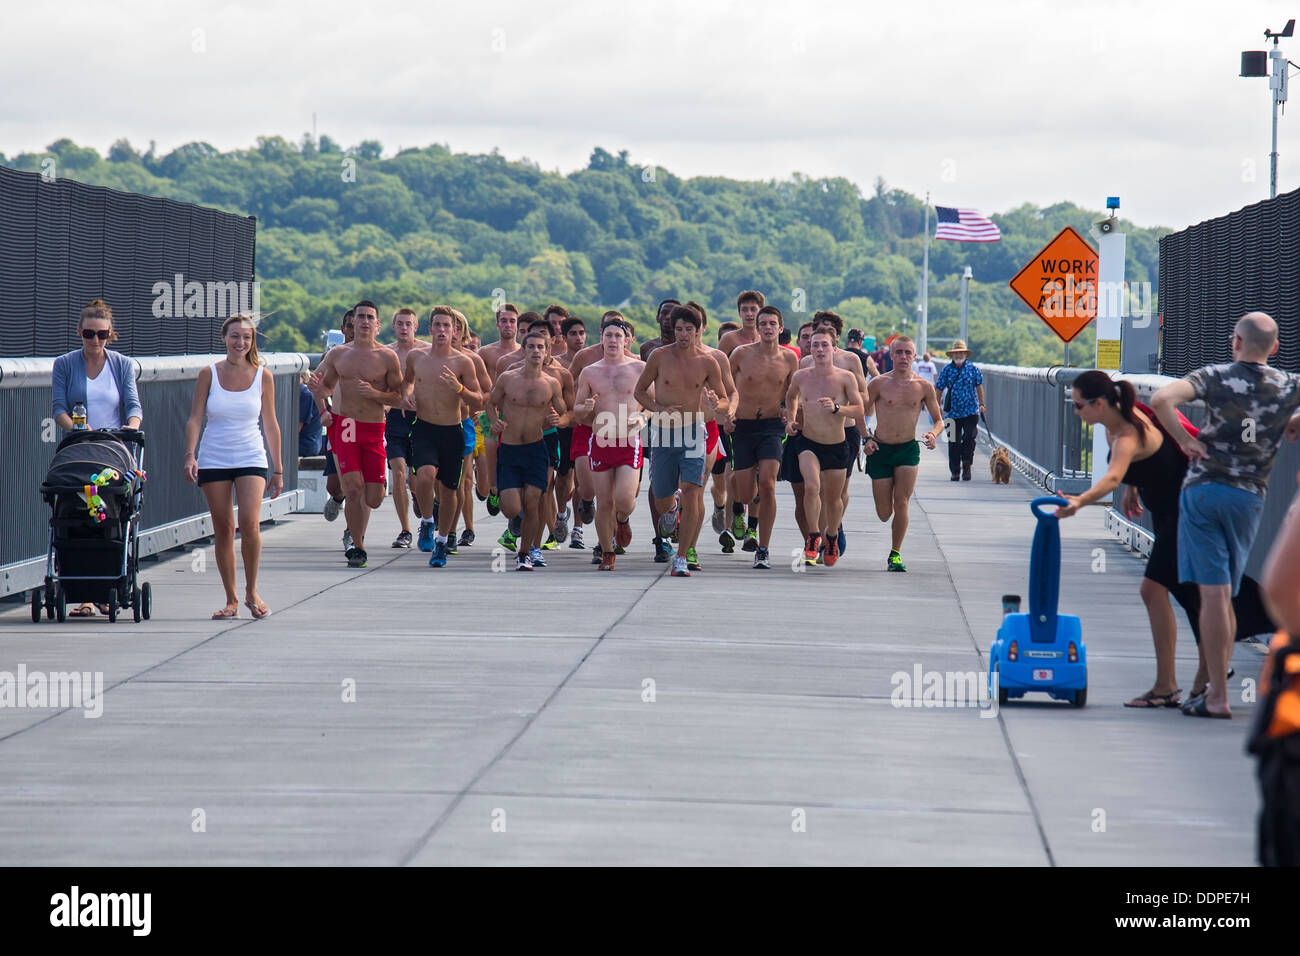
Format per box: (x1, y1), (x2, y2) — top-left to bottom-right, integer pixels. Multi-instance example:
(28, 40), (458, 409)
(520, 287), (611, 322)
(211, 606), (239, 620)
(244, 600), (271, 620)
(1124, 689), (1182, 708)
(68, 605), (96, 617)
(1183, 695), (1231, 719)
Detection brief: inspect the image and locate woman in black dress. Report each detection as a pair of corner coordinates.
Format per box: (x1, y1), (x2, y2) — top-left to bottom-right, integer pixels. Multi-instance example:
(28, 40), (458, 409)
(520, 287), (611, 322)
(1056, 371), (1206, 708)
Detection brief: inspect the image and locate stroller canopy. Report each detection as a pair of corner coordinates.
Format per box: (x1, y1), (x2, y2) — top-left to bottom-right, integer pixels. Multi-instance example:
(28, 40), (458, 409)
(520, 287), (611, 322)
(41, 433), (139, 499)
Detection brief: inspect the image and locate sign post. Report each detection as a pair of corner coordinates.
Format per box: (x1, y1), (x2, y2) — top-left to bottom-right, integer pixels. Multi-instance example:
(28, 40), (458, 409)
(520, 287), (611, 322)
(1093, 229), (1126, 497)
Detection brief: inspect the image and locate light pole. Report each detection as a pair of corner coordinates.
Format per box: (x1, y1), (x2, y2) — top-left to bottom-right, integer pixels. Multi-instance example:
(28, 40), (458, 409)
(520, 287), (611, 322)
(1241, 19), (1295, 199)
(959, 266), (972, 344)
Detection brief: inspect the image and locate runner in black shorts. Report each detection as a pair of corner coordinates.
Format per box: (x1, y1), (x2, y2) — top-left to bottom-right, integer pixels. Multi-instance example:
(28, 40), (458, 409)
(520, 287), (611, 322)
(384, 308), (428, 548)
(410, 419), (464, 490)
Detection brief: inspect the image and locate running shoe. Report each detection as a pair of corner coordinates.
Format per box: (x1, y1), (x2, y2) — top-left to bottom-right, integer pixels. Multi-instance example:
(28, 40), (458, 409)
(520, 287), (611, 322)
(653, 537), (671, 563)
(569, 527), (585, 549)
(658, 499), (680, 537)
(671, 555), (691, 577)
(599, 552), (615, 572)
(498, 529), (518, 550)
(614, 544), (626, 555)
(457, 529), (475, 548)
(616, 519), (632, 549)
(554, 509), (570, 543)
(393, 530), (413, 549)
(446, 537), (459, 555)
(753, 547), (771, 570)
(509, 514), (523, 537)
(731, 511), (747, 540)
(486, 492), (501, 516)
(475, 490), (487, 502)
(432, 499), (439, 525)
(711, 504), (726, 534)
(516, 552), (533, 571)
(541, 533), (560, 551)
(346, 547), (367, 569)
(742, 529), (759, 552)
(719, 529), (735, 553)
(323, 496), (343, 522)
(529, 546), (547, 568)
(686, 547), (701, 571)
(429, 540), (448, 568)
(343, 529), (354, 553)
(577, 498), (596, 524)
(837, 525), (847, 555)
(417, 522), (434, 552)
(592, 544), (603, 565)
(804, 533), (822, 565)
(824, 538), (840, 567)
(887, 551), (907, 572)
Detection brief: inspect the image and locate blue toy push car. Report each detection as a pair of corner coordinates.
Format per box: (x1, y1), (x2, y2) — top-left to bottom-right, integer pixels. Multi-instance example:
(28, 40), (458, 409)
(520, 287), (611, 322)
(988, 496), (1087, 707)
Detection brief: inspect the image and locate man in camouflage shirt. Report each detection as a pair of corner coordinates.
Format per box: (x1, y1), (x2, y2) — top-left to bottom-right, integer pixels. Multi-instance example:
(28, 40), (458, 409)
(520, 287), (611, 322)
(1152, 312), (1300, 718)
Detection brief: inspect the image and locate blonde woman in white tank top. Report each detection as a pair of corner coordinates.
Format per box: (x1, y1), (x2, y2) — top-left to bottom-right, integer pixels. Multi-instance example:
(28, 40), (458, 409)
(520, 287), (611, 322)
(183, 316), (283, 620)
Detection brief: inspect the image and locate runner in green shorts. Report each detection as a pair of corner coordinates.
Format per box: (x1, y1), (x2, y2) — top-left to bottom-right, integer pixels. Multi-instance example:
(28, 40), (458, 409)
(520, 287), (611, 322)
(864, 438), (920, 479)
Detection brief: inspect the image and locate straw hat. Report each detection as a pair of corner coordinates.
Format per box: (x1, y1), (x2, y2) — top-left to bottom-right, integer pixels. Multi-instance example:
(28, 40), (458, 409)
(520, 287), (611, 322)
(947, 339), (972, 356)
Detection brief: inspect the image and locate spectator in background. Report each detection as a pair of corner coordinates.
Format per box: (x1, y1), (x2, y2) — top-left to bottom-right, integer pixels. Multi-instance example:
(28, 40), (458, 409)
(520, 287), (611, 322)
(1152, 312), (1300, 719)
(52, 299), (144, 618)
(934, 339), (984, 481)
(298, 371), (323, 457)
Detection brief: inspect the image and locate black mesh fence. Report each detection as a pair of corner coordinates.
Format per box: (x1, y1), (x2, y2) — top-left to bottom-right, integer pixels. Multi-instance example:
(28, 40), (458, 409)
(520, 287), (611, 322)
(1158, 186), (1300, 376)
(0, 166), (256, 358)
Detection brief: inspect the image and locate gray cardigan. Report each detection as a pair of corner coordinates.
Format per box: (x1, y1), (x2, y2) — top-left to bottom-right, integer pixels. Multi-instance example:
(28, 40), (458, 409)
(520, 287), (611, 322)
(51, 349), (144, 423)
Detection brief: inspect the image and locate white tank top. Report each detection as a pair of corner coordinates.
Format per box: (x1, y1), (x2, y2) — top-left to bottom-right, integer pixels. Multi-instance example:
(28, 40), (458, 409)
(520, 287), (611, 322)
(197, 362), (268, 469)
(85, 363), (122, 430)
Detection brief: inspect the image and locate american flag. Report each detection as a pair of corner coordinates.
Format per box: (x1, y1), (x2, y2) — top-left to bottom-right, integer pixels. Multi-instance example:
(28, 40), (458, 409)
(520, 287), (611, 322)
(934, 206), (1001, 242)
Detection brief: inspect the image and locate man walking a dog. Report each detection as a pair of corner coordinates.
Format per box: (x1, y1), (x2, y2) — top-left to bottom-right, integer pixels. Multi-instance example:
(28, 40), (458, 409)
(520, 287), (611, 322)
(934, 340), (985, 481)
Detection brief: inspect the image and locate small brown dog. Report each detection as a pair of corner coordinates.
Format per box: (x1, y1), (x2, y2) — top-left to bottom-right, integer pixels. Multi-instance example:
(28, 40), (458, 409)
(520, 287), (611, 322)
(990, 446), (1012, 484)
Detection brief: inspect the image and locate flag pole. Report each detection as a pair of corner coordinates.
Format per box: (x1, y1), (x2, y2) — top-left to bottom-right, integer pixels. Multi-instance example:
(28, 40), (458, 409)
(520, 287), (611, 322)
(920, 192), (930, 355)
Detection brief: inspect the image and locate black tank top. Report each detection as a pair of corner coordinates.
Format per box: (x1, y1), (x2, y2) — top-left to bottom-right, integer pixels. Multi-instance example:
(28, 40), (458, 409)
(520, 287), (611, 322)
(1110, 427), (1188, 524)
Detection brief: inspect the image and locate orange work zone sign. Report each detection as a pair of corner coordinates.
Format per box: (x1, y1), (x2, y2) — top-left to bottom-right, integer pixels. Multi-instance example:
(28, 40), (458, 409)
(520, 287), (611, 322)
(1008, 227), (1098, 343)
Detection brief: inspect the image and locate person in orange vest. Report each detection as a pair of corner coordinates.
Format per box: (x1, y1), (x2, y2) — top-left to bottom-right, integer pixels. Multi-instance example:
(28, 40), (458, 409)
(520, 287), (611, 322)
(1253, 471), (1300, 865)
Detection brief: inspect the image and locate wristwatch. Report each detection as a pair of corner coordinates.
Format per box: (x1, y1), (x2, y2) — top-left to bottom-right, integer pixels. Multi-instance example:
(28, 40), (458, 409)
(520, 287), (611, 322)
(832, 402), (840, 415)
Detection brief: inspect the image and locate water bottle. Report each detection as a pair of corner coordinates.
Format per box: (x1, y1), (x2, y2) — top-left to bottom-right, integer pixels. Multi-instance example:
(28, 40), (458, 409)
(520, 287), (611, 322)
(72, 402), (88, 430)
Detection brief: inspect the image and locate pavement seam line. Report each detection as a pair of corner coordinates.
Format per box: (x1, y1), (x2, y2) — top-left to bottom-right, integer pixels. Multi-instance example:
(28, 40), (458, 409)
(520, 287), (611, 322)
(913, 492), (1058, 868)
(396, 563), (670, 866)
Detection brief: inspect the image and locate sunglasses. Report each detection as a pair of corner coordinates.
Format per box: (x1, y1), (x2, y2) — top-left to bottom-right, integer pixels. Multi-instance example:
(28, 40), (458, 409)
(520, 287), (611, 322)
(81, 329), (111, 340)
(1073, 396), (1100, 410)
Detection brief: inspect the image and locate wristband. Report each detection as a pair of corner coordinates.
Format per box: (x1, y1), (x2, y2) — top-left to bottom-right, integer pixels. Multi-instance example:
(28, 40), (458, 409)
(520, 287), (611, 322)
(457, 383), (464, 394)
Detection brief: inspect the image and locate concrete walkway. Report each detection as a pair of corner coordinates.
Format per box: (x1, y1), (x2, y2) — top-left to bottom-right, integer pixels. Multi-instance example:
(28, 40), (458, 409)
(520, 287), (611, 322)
(0, 437), (1264, 865)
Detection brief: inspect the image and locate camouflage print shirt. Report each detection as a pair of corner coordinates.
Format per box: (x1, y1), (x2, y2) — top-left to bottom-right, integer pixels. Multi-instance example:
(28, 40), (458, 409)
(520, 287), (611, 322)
(1183, 361), (1300, 497)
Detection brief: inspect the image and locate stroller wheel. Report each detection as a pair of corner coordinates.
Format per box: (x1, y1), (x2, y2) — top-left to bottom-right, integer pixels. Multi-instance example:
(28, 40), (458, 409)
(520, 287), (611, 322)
(132, 585), (142, 623)
(55, 586), (66, 623)
(31, 588), (41, 623)
(141, 582), (152, 620)
(106, 589), (118, 624)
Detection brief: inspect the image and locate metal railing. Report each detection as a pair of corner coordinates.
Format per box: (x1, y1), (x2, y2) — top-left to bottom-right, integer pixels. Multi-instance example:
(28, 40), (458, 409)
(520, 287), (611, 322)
(1, 353), (310, 597)
(974, 364), (1298, 582)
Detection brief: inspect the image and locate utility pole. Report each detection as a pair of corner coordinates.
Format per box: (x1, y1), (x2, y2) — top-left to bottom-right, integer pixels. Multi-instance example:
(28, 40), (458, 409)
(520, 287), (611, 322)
(920, 194), (930, 355)
(959, 266), (971, 343)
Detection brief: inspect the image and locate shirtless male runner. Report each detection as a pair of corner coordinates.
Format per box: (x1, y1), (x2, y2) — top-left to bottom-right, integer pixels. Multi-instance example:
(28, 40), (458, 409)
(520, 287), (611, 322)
(639, 298), (680, 362)
(634, 305), (730, 578)
(863, 335), (944, 572)
(314, 301), (404, 568)
(685, 301), (739, 566)
(443, 310), (492, 551)
(550, 315), (587, 544)
(573, 320), (646, 570)
(729, 305), (798, 570)
(717, 290), (765, 550)
(544, 305), (570, 362)
(384, 308), (428, 549)
(404, 307), (484, 568)
(778, 321), (819, 545)
(566, 311), (634, 560)
(786, 329), (864, 568)
(485, 328), (567, 571)
(800, 310), (870, 557)
(320, 308), (355, 532)
(477, 304), (522, 517)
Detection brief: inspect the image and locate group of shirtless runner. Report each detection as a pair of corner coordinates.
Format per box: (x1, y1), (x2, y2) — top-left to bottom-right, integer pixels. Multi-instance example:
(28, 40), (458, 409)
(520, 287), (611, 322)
(306, 291), (946, 574)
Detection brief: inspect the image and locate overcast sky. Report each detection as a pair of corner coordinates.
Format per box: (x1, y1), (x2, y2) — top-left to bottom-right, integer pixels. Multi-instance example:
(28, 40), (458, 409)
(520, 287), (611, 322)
(2, 0), (1296, 230)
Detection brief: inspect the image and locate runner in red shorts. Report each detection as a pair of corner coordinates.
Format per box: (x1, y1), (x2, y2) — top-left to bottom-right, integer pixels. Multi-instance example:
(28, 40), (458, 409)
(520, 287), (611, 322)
(573, 319), (646, 571)
(313, 301), (404, 567)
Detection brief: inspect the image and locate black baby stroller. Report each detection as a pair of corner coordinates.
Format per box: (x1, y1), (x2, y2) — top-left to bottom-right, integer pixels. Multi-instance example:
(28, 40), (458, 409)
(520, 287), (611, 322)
(34, 428), (151, 623)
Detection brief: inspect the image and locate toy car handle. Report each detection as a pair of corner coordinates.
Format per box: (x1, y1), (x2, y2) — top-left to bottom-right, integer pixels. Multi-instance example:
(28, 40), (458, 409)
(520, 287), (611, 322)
(1030, 495), (1068, 520)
